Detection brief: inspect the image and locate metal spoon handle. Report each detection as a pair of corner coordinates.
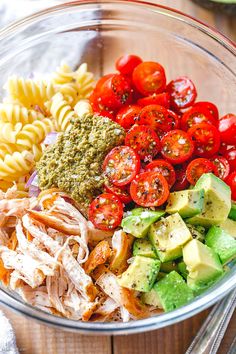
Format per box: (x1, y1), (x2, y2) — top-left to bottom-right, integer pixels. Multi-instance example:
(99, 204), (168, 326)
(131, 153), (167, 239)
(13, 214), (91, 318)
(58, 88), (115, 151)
(185, 289), (236, 354)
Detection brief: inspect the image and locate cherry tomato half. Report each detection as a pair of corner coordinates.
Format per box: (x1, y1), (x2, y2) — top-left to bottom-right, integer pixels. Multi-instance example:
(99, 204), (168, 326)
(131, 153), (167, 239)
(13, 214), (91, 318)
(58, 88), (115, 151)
(224, 148), (236, 172)
(218, 114), (236, 145)
(116, 54), (142, 76)
(210, 156), (230, 180)
(132, 62), (166, 96)
(100, 74), (133, 109)
(181, 106), (217, 131)
(225, 172), (236, 201)
(172, 163), (190, 191)
(188, 123), (220, 158)
(104, 181), (132, 204)
(137, 92), (170, 108)
(193, 101), (219, 120)
(116, 105), (141, 130)
(139, 104), (172, 137)
(103, 146), (140, 187)
(160, 130), (194, 165)
(88, 193), (123, 230)
(167, 109), (180, 129)
(130, 171), (169, 207)
(186, 158), (218, 185)
(89, 90), (115, 120)
(167, 76), (197, 110)
(145, 159), (176, 188)
(125, 124), (160, 160)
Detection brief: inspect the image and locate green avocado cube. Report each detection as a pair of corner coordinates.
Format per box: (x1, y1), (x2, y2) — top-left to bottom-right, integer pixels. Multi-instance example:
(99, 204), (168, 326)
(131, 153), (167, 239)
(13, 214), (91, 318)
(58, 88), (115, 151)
(117, 256), (160, 292)
(121, 209), (165, 238)
(141, 288), (163, 308)
(229, 202), (236, 221)
(166, 189), (204, 218)
(186, 224), (206, 242)
(187, 173), (231, 227)
(149, 213), (192, 262)
(154, 271), (194, 312)
(206, 226), (236, 264)
(133, 238), (157, 258)
(220, 218), (236, 239)
(177, 261), (188, 279)
(183, 239), (223, 294)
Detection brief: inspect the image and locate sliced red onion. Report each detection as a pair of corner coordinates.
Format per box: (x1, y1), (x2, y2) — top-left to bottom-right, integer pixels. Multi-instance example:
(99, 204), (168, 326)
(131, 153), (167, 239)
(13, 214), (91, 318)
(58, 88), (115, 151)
(43, 132), (58, 145)
(26, 171), (38, 188)
(29, 185), (41, 197)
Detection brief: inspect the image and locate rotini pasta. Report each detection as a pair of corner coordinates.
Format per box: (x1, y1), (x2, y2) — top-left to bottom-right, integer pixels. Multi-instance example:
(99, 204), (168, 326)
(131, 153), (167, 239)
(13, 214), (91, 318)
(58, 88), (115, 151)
(57, 82), (80, 107)
(0, 151), (34, 181)
(74, 99), (93, 118)
(52, 63), (76, 85)
(74, 63), (95, 99)
(0, 122), (22, 144)
(48, 93), (76, 132)
(5, 77), (55, 109)
(16, 118), (55, 149)
(0, 103), (44, 125)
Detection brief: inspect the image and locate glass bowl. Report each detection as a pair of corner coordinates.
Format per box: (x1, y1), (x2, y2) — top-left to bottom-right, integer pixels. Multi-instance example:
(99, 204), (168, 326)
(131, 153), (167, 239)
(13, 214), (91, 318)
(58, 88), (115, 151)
(0, 0), (235, 335)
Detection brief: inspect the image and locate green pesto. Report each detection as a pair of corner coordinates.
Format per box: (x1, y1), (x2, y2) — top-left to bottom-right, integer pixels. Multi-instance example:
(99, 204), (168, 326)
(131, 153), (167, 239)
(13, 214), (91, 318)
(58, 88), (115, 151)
(37, 114), (125, 210)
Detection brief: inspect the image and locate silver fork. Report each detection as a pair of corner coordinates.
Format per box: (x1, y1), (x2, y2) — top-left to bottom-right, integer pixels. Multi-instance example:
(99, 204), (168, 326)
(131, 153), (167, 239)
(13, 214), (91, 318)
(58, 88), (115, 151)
(185, 289), (236, 354)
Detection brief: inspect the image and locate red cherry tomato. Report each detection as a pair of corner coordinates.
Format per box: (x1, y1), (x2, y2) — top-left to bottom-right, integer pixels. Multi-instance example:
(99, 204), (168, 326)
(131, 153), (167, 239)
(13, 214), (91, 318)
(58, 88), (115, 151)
(116, 54), (142, 76)
(172, 163), (190, 191)
(210, 156), (230, 180)
(103, 146), (140, 187)
(88, 193), (123, 230)
(130, 171), (169, 207)
(186, 158), (218, 185)
(116, 105), (141, 130)
(100, 74), (133, 109)
(181, 107), (217, 131)
(125, 125), (160, 160)
(95, 74), (114, 92)
(225, 172), (236, 201)
(145, 159), (176, 188)
(193, 101), (219, 120)
(223, 148), (236, 172)
(104, 181), (132, 204)
(89, 90), (115, 120)
(167, 109), (180, 129)
(132, 62), (166, 96)
(188, 123), (220, 158)
(139, 104), (172, 137)
(218, 114), (236, 145)
(160, 130), (194, 165)
(137, 92), (170, 108)
(167, 76), (197, 110)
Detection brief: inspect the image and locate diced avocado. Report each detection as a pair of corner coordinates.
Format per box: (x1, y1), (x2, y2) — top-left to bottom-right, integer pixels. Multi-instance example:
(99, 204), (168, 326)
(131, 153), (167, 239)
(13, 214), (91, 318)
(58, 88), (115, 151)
(183, 239), (223, 294)
(133, 238), (157, 258)
(117, 256), (160, 292)
(121, 209), (165, 238)
(149, 213), (192, 262)
(166, 189), (204, 218)
(186, 224), (206, 242)
(187, 173), (231, 227)
(229, 202), (236, 221)
(160, 260), (178, 273)
(206, 226), (236, 265)
(154, 271), (194, 311)
(141, 288), (163, 308)
(177, 261), (188, 279)
(220, 218), (236, 239)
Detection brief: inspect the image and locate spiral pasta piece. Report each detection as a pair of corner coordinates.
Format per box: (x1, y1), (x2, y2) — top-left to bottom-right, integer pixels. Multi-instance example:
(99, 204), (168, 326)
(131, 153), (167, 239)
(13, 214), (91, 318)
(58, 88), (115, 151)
(5, 77), (55, 109)
(74, 99), (93, 118)
(0, 103), (44, 125)
(0, 122), (22, 144)
(57, 82), (79, 106)
(74, 63), (95, 98)
(31, 144), (43, 162)
(16, 118), (55, 149)
(0, 151), (34, 181)
(49, 93), (76, 132)
(52, 63), (75, 85)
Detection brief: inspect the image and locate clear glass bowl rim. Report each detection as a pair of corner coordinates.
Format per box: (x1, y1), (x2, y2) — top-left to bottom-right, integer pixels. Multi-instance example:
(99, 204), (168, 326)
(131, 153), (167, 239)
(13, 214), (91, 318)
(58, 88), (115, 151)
(0, 0), (235, 334)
